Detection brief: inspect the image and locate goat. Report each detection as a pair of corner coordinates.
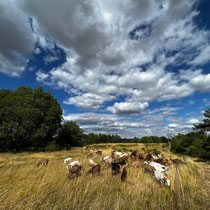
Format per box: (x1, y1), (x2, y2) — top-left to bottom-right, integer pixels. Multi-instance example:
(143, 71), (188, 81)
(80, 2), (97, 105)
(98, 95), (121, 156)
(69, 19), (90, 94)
(100, 156), (112, 168)
(86, 164), (101, 176)
(142, 163), (155, 175)
(138, 153), (145, 161)
(170, 158), (185, 164)
(94, 150), (102, 155)
(111, 162), (121, 176)
(111, 151), (115, 158)
(37, 159), (49, 167)
(112, 151), (127, 158)
(148, 162), (170, 186)
(68, 164), (82, 180)
(64, 157), (72, 166)
(113, 157), (127, 166)
(66, 160), (82, 170)
(130, 151), (139, 160)
(121, 166), (127, 182)
(154, 158), (169, 166)
(130, 160), (142, 168)
(89, 159), (97, 167)
(144, 153), (153, 161)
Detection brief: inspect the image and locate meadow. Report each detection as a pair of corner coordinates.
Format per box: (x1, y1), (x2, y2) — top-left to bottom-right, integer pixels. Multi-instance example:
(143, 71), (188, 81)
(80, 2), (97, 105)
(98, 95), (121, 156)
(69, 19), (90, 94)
(0, 143), (209, 210)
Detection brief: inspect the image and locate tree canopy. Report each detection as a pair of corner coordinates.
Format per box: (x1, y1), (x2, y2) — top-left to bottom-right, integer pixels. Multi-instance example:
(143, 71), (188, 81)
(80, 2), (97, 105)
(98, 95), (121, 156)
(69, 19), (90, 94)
(193, 108), (210, 132)
(0, 87), (63, 151)
(57, 121), (84, 149)
(171, 108), (210, 159)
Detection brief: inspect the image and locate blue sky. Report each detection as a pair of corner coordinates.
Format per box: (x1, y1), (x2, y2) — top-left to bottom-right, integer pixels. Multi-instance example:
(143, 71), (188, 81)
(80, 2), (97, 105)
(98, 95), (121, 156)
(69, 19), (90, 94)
(0, 0), (210, 138)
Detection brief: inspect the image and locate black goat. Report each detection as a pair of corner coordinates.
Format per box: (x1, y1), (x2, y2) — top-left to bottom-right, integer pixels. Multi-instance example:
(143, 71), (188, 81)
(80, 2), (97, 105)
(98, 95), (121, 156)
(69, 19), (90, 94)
(111, 162), (121, 176)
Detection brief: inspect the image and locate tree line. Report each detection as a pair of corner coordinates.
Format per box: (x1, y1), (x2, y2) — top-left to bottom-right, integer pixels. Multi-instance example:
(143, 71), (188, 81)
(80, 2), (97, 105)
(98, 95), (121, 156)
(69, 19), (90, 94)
(170, 109), (210, 159)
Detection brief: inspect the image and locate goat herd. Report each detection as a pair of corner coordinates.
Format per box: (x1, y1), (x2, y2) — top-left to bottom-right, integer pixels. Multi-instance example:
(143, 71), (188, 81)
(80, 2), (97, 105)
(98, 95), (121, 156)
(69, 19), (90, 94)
(37, 150), (186, 187)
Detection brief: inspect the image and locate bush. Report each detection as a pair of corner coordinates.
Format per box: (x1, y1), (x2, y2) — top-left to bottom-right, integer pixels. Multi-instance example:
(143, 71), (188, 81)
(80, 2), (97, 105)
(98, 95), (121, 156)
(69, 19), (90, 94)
(45, 141), (59, 152)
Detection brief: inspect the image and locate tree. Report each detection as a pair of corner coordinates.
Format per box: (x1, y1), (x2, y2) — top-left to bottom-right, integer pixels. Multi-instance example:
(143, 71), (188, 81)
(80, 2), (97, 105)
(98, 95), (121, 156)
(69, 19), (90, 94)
(0, 87), (63, 151)
(57, 121), (84, 149)
(193, 108), (210, 132)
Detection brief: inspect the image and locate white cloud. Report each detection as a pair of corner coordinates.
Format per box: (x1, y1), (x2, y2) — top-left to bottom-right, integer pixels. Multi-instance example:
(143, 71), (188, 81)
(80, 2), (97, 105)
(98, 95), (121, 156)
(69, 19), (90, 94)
(107, 102), (148, 114)
(186, 118), (199, 124)
(64, 93), (114, 109)
(192, 45), (210, 66)
(0, 1), (36, 76)
(168, 123), (179, 128)
(43, 55), (59, 65)
(180, 69), (210, 92)
(36, 70), (49, 82)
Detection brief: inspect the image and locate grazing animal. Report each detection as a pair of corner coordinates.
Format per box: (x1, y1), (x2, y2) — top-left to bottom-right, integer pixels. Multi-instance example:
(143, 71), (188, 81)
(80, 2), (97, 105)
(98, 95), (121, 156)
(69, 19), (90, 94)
(86, 164), (101, 176)
(113, 157), (127, 166)
(37, 159), (49, 167)
(138, 153), (145, 161)
(130, 151), (139, 160)
(111, 162), (121, 176)
(144, 153), (153, 161)
(66, 160), (82, 170)
(95, 150), (102, 155)
(64, 157), (72, 165)
(170, 158), (185, 164)
(101, 156), (112, 168)
(142, 163), (155, 175)
(148, 162), (170, 186)
(130, 160), (142, 168)
(111, 151), (115, 158)
(112, 151), (127, 159)
(121, 166), (127, 182)
(154, 158), (169, 166)
(68, 165), (82, 180)
(89, 159), (97, 167)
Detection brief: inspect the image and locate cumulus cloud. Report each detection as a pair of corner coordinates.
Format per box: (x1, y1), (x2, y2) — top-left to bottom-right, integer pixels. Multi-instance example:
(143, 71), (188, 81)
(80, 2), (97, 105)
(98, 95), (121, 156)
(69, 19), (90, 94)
(107, 102), (149, 114)
(0, 0), (36, 76)
(63, 105), (186, 138)
(180, 69), (210, 92)
(186, 118), (199, 124)
(64, 93), (114, 109)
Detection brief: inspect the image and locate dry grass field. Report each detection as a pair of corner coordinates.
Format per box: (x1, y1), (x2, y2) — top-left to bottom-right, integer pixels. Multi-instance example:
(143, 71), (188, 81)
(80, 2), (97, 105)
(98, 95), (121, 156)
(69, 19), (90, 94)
(0, 143), (209, 210)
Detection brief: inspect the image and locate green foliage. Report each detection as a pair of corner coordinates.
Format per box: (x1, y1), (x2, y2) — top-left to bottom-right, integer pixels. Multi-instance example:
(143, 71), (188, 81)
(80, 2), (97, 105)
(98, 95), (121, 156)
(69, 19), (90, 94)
(171, 109), (210, 159)
(0, 87), (63, 152)
(45, 141), (59, 152)
(171, 132), (210, 159)
(193, 108), (210, 132)
(57, 121), (84, 149)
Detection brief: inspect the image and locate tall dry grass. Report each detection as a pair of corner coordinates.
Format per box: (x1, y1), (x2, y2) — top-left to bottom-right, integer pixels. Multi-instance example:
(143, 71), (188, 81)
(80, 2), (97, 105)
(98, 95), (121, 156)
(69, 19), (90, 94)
(0, 143), (209, 210)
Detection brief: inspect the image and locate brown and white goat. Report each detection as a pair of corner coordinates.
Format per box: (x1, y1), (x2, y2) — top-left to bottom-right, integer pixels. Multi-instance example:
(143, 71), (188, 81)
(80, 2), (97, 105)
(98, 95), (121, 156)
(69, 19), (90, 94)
(37, 159), (49, 167)
(121, 166), (127, 182)
(142, 163), (155, 175)
(68, 165), (82, 180)
(86, 164), (101, 176)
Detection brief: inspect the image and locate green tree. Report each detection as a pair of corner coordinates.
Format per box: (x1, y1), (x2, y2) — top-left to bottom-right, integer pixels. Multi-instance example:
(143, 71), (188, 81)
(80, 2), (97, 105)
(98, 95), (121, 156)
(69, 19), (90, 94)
(0, 87), (63, 151)
(193, 108), (210, 132)
(57, 121), (84, 149)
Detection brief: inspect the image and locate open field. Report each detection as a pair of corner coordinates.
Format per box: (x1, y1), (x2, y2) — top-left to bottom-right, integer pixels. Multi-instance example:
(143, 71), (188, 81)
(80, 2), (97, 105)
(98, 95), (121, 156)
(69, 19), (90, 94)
(0, 143), (209, 210)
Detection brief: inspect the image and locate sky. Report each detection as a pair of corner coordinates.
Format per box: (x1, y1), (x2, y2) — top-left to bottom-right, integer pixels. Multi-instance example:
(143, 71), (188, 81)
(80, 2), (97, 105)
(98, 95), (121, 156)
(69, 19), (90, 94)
(0, 0), (210, 138)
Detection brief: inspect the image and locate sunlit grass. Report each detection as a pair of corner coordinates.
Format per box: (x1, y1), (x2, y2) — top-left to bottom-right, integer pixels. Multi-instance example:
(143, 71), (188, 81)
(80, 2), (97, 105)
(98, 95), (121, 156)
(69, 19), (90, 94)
(0, 143), (209, 210)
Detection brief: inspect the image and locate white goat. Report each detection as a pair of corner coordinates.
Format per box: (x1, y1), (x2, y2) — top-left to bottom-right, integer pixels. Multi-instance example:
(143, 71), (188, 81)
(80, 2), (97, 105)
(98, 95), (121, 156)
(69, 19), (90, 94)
(114, 151), (127, 157)
(64, 157), (72, 166)
(66, 160), (81, 170)
(89, 159), (97, 167)
(148, 162), (170, 186)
